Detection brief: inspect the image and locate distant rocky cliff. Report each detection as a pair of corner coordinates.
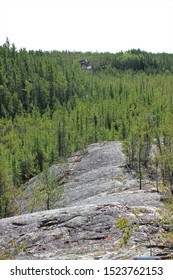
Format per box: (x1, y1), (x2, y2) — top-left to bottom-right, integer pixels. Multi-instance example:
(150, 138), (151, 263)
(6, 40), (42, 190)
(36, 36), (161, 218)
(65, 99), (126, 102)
(0, 142), (171, 259)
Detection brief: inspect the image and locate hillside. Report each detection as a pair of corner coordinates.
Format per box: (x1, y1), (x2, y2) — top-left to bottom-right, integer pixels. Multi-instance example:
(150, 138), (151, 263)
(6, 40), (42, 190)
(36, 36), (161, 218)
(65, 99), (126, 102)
(1, 43), (173, 221)
(0, 42), (173, 259)
(0, 141), (172, 260)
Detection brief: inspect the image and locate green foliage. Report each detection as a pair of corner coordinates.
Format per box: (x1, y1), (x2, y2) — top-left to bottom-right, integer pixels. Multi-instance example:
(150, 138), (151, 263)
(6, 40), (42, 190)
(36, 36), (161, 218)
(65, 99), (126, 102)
(26, 168), (64, 212)
(1, 40), (173, 217)
(159, 196), (173, 248)
(37, 168), (64, 210)
(131, 207), (146, 217)
(116, 217), (131, 247)
(0, 239), (27, 260)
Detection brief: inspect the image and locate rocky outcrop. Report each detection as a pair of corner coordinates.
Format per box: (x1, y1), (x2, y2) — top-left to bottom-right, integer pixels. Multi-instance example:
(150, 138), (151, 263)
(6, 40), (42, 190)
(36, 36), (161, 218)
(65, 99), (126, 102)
(0, 142), (169, 259)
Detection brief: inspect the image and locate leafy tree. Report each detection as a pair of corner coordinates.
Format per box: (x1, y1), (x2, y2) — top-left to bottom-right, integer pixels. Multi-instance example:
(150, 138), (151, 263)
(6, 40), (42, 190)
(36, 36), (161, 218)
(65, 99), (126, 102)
(37, 168), (64, 210)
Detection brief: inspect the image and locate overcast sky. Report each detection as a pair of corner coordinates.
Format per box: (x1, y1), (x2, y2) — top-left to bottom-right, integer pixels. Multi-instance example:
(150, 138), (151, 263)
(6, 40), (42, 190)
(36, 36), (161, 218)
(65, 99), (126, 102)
(0, 0), (173, 53)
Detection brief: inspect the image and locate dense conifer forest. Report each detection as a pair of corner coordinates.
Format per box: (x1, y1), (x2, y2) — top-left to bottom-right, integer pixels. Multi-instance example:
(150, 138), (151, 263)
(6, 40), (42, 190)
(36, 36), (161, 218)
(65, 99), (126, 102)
(1, 39), (173, 218)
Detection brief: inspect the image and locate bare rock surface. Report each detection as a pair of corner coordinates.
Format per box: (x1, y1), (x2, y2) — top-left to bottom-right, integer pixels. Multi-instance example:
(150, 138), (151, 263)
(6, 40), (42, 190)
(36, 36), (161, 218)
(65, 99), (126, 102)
(0, 141), (168, 259)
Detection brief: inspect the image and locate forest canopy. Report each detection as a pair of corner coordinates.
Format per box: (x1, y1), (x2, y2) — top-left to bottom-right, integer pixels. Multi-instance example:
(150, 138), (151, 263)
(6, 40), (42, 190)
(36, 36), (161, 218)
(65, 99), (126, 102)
(0, 39), (173, 218)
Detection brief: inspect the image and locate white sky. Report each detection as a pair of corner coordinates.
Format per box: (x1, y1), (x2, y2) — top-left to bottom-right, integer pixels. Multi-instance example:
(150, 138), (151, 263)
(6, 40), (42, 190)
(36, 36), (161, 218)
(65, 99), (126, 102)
(0, 0), (173, 53)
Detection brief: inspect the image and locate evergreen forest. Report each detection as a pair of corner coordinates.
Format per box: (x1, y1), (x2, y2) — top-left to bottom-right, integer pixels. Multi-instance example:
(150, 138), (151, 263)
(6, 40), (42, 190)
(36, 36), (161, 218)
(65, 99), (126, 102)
(1, 39), (173, 218)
